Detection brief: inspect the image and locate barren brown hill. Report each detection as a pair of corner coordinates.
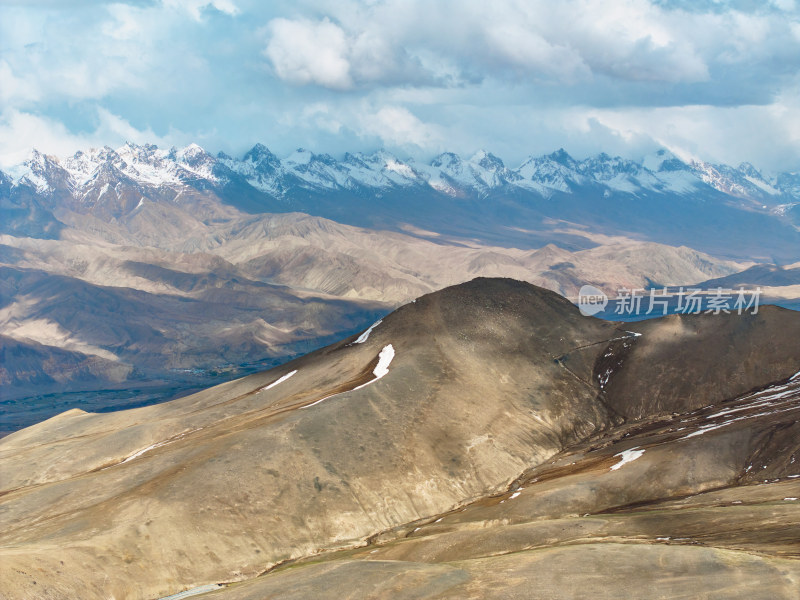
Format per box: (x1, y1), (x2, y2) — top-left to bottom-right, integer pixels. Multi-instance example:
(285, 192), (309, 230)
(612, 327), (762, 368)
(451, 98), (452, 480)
(0, 278), (798, 599)
(1, 209), (752, 431)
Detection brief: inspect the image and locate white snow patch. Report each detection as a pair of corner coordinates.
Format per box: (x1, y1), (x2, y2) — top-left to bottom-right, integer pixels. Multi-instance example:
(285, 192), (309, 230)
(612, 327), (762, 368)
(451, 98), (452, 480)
(744, 175), (780, 195)
(784, 497), (799, 501)
(509, 490), (523, 500)
(353, 344), (394, 388)
(610, 447), (645, 471)
(302, 393), (336, 409)
(118, 427), (203, 465)
(303, 345), (395, 408)
(260, 370), (297, 391)
(121, 442), (164, 463)
(384, 159), (415, 178)
(598, 368), (613, 388)
(121, 438), (178, 463)
(157, 584), (224, 600)
(352, 319), (382, 344)
(679, 423), (728, 440)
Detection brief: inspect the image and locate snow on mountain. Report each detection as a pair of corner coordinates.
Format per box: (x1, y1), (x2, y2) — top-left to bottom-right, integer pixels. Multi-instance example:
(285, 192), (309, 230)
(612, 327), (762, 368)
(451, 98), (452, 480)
(220, 143), (286, 195)
(637, 149), (702, 195)
(576, 153), (655, 194)
(343, 150), (420, 188)
(172, 143), (219, 182)
(468, 150), (520, 189)
(282, 148), (355, 189)
(415, 152), (466, 195)
(515, 149), (586, 196)
(7, 150), (60, 193)
(641, 148), (686, 173)
(3, 142), (800, 215)
(413, 150), (519, 196)
(689, 160), (783, 208)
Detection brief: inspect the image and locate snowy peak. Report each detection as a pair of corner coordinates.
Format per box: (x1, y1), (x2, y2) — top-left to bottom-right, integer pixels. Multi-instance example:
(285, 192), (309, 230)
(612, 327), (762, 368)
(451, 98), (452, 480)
(515, 153), (583, 195)
(3, 143), (800, 212)
(470, 150), (504, 171)
(642, 149), (688, 173)
(578, 153), (643, 179)
(8, 149), (73, 194)
(689, 160), (781, 205)
(430, 152), (462, 171)
(284, 148), (315, 167)
(242, 143), (281, 171)
(421, 150), (518, 194)
(546, 148), (578, 169)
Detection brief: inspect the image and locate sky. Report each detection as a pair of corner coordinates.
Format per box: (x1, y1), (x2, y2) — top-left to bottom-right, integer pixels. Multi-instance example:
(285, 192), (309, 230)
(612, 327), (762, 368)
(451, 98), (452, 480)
(1, 0), (799, 171)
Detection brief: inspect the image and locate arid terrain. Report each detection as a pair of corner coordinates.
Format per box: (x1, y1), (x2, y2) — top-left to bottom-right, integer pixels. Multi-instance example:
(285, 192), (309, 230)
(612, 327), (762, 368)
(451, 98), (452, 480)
(3, 143), (799, 433)
(1, 205), (754, 431)
(4, 2), (800, 598)
(1, 278), (798, 599)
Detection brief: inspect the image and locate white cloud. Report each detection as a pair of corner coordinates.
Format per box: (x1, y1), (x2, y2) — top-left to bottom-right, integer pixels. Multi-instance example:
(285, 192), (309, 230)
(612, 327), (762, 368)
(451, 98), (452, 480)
(265, 18), (353, 89)
(482, 23), (589, 81)
(1, 0), (799, 171)
(0, 59), (41, 104)
(267, 0), (715, 88)
(162, 0), (240, 21)
(358, 106), (442, 149)
(0, 108), (175, 169)
(102, 4), (145, 40)
(578, 98), (800, 169)
(299, 103), (343, 134)
(771, 0), (796, 11)
(0, 110), (85, 167)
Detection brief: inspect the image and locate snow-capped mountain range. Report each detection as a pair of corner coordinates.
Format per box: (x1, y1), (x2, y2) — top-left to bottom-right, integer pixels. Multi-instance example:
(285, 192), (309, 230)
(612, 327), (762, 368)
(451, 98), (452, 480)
(2, 141), (798, 264)
(3, 142), (798, 210)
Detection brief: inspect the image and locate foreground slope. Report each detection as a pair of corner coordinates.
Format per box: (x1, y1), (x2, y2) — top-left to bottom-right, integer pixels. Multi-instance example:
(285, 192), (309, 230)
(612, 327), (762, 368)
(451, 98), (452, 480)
(0, 278), (798, 599)
(211, 373), (800, 600)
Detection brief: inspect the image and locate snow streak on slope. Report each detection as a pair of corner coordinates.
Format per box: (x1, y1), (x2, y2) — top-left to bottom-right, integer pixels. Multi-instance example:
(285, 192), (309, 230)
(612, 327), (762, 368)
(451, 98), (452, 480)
(352, 320), (382, 344)
(303, 344), (395, 409)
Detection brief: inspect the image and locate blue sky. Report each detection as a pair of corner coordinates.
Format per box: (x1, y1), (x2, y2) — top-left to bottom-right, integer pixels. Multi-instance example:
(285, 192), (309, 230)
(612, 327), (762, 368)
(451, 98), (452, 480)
(1, 0), (799, 171)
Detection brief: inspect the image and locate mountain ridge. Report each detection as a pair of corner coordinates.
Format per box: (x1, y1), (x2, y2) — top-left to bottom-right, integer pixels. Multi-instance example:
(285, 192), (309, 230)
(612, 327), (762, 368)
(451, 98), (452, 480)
(4, 143), (799, 209)
(4, 141), (797, 264)
(1, 277), (798, 599)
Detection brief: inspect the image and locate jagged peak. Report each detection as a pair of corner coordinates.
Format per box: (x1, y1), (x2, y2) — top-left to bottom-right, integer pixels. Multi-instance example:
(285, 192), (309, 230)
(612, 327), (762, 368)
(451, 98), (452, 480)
(546, 148), (576, 168)
(25, 148), (52, 165)
(371, 148), (402, 162)
(285, 148), (314, 166)
(579, 152), (642, 176)
(430, 151), (462, 169)
(4, 142), (798, 206)
(737, 162), (766, 179)
(243, 143), (279, 165)
(176, 143), (209, 159)
(469, 150), (505, 170)
(342, 151), (371, 168)
(642, 148), (689, 173)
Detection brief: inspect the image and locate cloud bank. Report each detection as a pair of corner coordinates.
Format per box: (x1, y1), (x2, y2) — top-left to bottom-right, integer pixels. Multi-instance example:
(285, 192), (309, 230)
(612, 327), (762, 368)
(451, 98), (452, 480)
(0, 0), (799, 170)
